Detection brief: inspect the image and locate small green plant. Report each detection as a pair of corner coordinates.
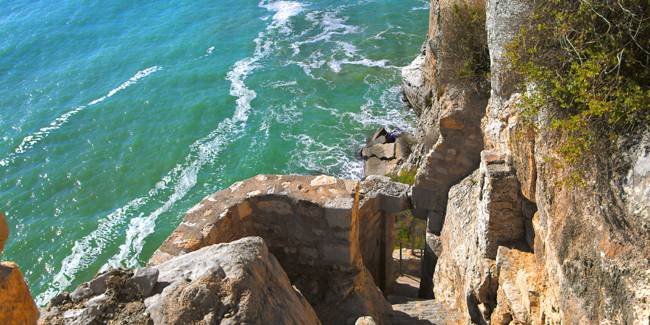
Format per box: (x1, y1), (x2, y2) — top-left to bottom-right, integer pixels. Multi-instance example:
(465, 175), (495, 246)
(394, 210), (426, 250)
(387, 168), (417, 185)
(507, 0), (650, 180)
(446, 0), (490, 88)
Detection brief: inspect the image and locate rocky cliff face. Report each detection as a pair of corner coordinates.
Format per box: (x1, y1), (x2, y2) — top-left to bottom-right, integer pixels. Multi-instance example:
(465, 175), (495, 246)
(402, 0), (650, 323)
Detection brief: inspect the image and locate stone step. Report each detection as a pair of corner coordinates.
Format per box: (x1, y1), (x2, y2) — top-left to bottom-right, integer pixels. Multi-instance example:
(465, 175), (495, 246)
(389, 297), (446, 325)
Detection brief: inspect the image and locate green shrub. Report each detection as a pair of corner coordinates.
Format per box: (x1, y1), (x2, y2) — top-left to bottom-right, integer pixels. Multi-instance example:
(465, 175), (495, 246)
(394, 210), (426, 250)
(446, 0), (490, 88)
(387, 168), (417, 185)
(507, 0), (650, 174)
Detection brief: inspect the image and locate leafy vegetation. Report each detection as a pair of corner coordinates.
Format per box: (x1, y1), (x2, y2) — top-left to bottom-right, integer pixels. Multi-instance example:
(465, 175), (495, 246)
(507, 0), (650, 172)
(387, 168), (417, 185)
(446, 0), (490, 88)
(394, 210), (426, 251)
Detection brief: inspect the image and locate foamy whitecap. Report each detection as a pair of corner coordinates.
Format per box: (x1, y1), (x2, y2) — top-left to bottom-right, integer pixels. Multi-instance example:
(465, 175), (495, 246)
(0, 66), (161, 168)
(36, 197), (147, 305)
(412, 0), (430, 11)
(258, 0), (305, 33)
(287, 133), (364, 180)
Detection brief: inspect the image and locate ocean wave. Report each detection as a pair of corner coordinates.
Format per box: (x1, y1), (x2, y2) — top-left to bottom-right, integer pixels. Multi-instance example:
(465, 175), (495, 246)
(344, 84), (416, 133)
(0, 66), (161, 168)
(36, 197), (147, 305)
(288, 133), (364, 180)
(259, 0), (305, 33)
(328, 58), (396, 73)
(290, 10), (361, 55)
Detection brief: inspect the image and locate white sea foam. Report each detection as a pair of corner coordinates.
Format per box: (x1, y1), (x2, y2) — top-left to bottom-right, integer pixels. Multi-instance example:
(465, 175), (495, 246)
(293, 10), (361, 48)
(328, 58), (394, 73)
(412, 0), (430, 11)
(36, 198), (147, 305)
(345, 84), (416, 133)
(259, 0), (305, 33)
(288, 133), (364, 179)
(0, 66), (161, 168)
(288, 12), (395, 76)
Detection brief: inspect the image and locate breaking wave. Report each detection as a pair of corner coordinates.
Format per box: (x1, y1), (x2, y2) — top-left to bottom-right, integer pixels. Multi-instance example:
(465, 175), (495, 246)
(0, 66), (161, 168)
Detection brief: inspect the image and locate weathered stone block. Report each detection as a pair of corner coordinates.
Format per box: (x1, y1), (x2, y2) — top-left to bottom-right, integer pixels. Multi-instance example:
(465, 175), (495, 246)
(256, 200), (293, 215)
(321, 244), (351, 265)
(362, 143), (395, 160)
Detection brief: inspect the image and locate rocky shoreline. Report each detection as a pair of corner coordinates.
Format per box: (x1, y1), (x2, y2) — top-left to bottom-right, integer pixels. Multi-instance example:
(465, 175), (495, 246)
(1, 0), (649, 324)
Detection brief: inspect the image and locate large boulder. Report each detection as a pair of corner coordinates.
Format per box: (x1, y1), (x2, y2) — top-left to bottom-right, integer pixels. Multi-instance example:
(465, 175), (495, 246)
(146, 237), (320, 325)
(41, 237), (321, 325)
(490, 247), (541, 325)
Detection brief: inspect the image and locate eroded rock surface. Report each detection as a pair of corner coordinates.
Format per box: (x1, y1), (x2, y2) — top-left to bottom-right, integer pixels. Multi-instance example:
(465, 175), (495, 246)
(402, 0), (490, 299)
(41, 237), (321, 325)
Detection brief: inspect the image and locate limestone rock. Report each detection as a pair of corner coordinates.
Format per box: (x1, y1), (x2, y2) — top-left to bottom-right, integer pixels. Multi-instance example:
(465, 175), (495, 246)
(146, 237), (321, 325)
(354, 316), (377, 325)
(70, 284), (94, 303)
(362, 143), (395, 160)
(0, 262), (39, 325)
(433, 170), (498, 324)
(401, 53), (432, 114)
(490, 247), (540, 324)
(364, 157), (397, 176)
(131, 267), (159, 297)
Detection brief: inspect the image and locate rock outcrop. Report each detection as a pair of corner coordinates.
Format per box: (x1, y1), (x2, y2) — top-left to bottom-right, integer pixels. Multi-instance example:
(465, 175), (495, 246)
(401, 0), (650, 323)
(41, 237), (321, 325)
(402, 0), (490, 298)
(0, 213), (40, 325)
(361, 127), (413, 176)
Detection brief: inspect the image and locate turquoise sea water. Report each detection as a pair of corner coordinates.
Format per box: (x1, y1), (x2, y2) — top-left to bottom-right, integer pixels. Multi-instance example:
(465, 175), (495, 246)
(0, 0), (428, 304)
